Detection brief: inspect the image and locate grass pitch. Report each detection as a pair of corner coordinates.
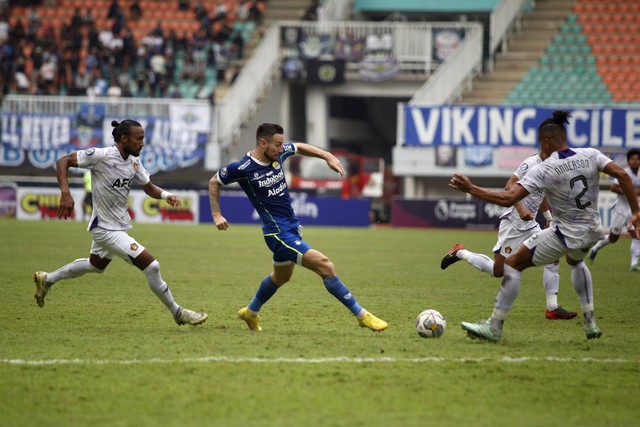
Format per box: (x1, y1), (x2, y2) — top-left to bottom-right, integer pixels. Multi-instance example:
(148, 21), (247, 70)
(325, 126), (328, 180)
(1, 219), (639, 427)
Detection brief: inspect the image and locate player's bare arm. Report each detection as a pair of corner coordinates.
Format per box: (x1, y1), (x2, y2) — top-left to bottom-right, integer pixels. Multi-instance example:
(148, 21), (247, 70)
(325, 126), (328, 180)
(296, 143), (345, 178)
(208, 173), (229, 230)
(449, 173), (530, 207)
(56, 151), (79, 219)
(142, 182), (181, 207)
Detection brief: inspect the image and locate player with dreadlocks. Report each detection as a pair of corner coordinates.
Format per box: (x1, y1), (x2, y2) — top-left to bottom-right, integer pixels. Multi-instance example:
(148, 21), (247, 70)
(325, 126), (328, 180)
(33, 120), (208, 326)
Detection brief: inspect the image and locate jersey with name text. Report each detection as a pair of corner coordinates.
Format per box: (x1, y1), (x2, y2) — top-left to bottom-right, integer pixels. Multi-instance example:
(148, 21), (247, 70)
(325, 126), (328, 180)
(518, 147), (611, 248)
(217, 142), (298, 235)
(77, 146), (150, 231)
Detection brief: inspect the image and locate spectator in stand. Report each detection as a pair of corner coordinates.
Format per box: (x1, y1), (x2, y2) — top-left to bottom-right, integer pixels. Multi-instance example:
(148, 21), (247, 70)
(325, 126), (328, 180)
(178, 0), (190, 11)
(82, 9), (96, 28)
(151, 21), (164, 38)
(130, 0), (142, 21)
(121, 27), (137, 72)
(249, 0), (265, 25)
(58, 48), (75, 93)
(194, 1), (207, 22)
(149, 50), (166, 88)
(40, 55), (58, 94)
(10, 18), (26, 43)
(72, 68), (91, 95)
(84, 47), (99, 74)
(107, 0), (121, 20)
(106, 78), (122, 97)
(214, 0), (228, 22)
(213, 41), (228, 83)
(26, 7), (41, 41)
(236, 0), (250, 23)
(70, 8), (83, 29)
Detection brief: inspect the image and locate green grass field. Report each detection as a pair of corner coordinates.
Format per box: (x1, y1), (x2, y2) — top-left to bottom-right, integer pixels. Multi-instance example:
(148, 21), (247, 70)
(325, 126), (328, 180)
(1, 219), (639, 427)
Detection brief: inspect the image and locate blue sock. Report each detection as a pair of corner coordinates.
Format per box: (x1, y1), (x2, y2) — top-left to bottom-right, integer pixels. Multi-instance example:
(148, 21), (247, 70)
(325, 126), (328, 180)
(248, 275), (279, 312)
(323, 276), (362, 316)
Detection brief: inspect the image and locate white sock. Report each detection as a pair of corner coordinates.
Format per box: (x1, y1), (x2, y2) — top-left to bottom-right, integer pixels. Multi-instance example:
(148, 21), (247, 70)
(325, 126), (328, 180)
(543, 263), (560, 310)
(630, 239), (640, 266)
(143, 260), (180, 315)
(458, 249), (495, 277)
(46, 258), (102, 285)
(494, 264), (522, 318)
(591, 236), (611, 253)
(490, 308), (508, 333)
(569, 261), (596, 328)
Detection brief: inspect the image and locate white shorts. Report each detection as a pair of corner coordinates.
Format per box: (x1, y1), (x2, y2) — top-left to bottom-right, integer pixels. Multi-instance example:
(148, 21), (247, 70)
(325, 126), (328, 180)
(523, 227), (591, 266)
(90, 227), (146, 264)
(609, 207), (634, 236)
(493, 219), (541, 258)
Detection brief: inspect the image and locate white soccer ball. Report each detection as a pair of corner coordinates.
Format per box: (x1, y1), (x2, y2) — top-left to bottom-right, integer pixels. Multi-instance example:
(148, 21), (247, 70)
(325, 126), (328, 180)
(416, 309), (446, 338)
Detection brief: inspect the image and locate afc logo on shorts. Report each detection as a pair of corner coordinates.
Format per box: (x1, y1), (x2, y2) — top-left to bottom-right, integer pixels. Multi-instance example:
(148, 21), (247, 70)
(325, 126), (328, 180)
(130, 243), (138, 251)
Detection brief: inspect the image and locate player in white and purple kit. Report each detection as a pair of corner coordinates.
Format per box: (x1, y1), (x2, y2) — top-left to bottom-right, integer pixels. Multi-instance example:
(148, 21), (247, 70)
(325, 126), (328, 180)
(441, 150), (577, 320)
(33, 120), (207, 326)
(589, 148), (640, 271)
(449, 111), (640, 342)
(209, 123), (387, 332)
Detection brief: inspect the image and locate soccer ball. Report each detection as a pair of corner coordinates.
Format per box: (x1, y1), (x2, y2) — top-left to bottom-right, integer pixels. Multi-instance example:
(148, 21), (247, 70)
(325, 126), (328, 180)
(416, 309), (446, 338)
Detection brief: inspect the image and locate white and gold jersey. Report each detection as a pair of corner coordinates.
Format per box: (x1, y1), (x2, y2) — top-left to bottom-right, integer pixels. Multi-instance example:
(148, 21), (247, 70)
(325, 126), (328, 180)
(500, 154), (545, 231)
(611, 166), (640, 214)
(77, 146), (150, 231)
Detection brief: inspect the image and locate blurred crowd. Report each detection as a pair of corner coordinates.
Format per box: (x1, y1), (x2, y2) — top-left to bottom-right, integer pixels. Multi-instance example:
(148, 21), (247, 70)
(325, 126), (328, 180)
(0, 0), (267, 102)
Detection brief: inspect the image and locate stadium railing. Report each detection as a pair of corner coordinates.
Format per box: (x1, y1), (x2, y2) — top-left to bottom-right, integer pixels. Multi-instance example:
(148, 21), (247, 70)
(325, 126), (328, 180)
(408, 23), (483, 106)
(489, 0), (529, 65)
(217, 21), (481, 148)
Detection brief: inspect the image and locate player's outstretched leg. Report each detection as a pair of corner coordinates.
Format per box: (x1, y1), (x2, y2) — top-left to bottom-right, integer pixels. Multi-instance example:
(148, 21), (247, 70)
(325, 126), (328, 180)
(238, 306), (262, 331)
(441, 243), (465, 270)
(33, 271), (50, 308)
(174, 307), (208, 326)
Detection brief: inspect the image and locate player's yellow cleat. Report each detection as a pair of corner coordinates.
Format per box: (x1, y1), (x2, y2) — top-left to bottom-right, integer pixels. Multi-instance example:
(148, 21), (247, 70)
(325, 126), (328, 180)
(238, 307), (262, 331)
(33, 271), (50, 308)
(358, 312), (388, 332)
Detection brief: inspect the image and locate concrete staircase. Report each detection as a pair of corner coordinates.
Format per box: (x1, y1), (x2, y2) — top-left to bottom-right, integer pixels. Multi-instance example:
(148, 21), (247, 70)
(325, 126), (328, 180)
(214, 0), (310, 102)
(459, 0), (576, 105)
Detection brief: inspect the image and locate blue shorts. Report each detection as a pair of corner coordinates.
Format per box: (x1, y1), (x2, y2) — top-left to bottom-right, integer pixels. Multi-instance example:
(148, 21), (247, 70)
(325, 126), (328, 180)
(264, 228), (311, 266)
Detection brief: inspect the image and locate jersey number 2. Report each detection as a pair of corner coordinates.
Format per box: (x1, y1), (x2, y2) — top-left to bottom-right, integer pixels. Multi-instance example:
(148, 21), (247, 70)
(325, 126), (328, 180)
(570, 175), (591, 209)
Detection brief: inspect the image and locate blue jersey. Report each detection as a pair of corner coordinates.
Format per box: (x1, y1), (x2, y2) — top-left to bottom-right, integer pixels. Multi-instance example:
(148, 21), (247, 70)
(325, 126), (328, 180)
(217, 142), (299, 235)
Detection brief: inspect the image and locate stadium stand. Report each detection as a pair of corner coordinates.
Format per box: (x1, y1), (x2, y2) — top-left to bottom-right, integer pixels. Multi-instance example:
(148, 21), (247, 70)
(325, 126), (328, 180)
(1, 0), (268, 102)
(489, 0), (640, 106)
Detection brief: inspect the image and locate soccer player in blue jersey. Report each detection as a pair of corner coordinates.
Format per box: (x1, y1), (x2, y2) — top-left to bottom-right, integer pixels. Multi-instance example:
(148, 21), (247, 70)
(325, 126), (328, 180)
(208, 123), (388, 332)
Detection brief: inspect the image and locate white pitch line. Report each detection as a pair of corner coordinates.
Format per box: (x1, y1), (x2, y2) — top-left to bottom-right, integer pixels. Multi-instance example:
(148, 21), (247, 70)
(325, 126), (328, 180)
(0, 356), (638, 366)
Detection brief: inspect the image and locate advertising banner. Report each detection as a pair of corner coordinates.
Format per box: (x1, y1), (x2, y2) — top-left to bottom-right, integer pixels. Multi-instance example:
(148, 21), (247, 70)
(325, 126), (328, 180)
(391, 198), (507, 229)
(392, 195), (620, 229)
(17, 187), (86, 221)
(199, 191), (371, 227)
(16, 187), (199, 224)
(1, 104), (211, 173)
(0, 183), (17, 218)
(402, 105), (640, 148)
